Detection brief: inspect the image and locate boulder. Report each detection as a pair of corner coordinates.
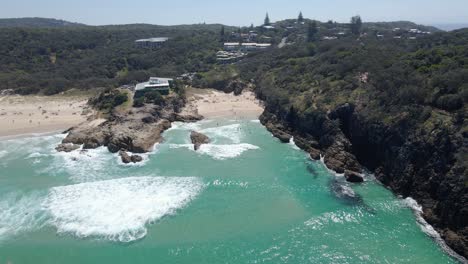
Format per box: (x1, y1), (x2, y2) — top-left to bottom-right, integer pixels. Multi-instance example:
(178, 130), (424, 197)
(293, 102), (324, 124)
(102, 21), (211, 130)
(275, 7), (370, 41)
(142, 116), (158, 124)
(119, 150), (132, 164)
(131, 155), (143, 163)
(190, 131), (210, 151)
(344, 170), (364, 183)
(119, 150), (143, 164)
(55, 143), (80, 152)
(309, 148), (321, 160)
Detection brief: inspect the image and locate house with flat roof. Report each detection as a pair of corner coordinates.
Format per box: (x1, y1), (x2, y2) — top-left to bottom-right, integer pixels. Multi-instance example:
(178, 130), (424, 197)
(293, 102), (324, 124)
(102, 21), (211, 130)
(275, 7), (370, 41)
(224, 42), (271, 52)
(224, 42), (240, 51)
(135, 77), (173, 95)
(135, 37), (169, 48)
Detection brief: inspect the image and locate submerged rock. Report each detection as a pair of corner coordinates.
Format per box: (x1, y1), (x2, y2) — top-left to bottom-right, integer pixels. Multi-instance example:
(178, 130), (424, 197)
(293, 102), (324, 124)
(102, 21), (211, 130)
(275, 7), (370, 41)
(190, 131), (210, 151)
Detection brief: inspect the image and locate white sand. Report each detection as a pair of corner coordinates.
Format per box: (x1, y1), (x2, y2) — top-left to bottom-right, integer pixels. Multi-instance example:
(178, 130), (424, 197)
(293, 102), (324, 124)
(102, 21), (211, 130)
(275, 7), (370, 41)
(0, 95), (94, 138)
(183, 88), (264, 119)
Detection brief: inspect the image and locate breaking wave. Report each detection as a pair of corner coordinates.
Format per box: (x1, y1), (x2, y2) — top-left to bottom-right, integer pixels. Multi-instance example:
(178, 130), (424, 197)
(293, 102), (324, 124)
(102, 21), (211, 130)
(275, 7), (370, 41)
(43, 176), (203, 243)
(170, 143), (259, 160)
(200, 124), (242, 144)
(403, 197), (468, 263)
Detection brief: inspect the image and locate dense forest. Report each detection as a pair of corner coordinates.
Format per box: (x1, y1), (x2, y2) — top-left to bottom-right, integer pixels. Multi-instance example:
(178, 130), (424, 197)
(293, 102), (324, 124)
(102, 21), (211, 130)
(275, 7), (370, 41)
(0, 23), (228, 94)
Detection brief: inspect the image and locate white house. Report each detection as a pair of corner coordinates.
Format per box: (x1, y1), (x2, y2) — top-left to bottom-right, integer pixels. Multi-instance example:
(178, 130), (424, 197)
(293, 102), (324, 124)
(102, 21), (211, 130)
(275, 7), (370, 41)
(135, 77), (173, 95)
(135, 37), (169, 48)
(224, 42), (240, 51)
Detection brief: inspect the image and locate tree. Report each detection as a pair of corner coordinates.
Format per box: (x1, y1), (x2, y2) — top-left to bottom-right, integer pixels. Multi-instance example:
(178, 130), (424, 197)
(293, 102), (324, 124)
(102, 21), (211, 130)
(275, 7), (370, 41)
(250, 23), (254, 31)
(307, 21), (318, 42)
(350, 15), (362, 35)
(264, 13), (270, 25)
(298, 12), (304, 23)
(220, 25), (225, 41)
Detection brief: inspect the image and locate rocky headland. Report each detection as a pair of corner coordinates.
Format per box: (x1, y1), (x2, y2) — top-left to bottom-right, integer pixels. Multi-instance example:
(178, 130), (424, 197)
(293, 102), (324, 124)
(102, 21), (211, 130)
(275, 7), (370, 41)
(57, 93), (202, 163)
(259, 101), (467, 259)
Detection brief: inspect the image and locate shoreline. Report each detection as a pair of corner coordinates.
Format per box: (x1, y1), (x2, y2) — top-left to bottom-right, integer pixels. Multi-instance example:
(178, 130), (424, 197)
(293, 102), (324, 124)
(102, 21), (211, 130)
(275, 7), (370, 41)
(181, 87), (264, 120)
(0, 94), (94, 139)
(263, 110), (468, 262)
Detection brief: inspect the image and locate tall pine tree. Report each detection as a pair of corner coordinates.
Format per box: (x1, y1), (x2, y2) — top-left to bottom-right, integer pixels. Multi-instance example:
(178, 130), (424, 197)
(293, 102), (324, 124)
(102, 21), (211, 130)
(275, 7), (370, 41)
(298, 11), (304, 23)
(264, 13), (270, 25)
(350, 15), (362, 35)
(220, 25), (225, 41)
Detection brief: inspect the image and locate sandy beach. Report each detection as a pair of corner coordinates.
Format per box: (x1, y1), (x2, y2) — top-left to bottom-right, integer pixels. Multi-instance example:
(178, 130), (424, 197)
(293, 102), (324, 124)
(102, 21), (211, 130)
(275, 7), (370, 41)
(182, 87), (264, 119)
(0, 94), (94, 138)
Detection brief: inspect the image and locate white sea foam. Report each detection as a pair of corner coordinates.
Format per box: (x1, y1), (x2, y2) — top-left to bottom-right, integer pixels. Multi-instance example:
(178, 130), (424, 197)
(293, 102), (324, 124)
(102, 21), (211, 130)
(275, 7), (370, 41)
(43, 176), (203, 242)
(0, 192), (47, 241)
(198, 143), (259, 160)
(250, 119), (261, 123)
(170, 143), (259, 160)
(0, 150), (7, 159)
(403, 197), (468, 263)
(201, 124), (242, 144)
(167, 122), (201, 131)
(49, 146), (115, 182)
(288, 137), (300, 150)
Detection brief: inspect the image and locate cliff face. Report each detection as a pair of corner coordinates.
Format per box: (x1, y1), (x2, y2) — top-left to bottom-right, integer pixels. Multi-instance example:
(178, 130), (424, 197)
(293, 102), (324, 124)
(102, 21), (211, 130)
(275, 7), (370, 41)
(260, 102), (468, 258)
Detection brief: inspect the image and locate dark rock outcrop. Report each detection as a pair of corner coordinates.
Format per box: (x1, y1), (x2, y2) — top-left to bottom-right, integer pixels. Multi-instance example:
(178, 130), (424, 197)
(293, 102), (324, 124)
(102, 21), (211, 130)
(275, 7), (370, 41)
(55, 143), (80, 152)
(190, 131), (210, 151)
(119, 150), (143, 164)
(259, 101), (468, 259)
(344, 170), (364, 183)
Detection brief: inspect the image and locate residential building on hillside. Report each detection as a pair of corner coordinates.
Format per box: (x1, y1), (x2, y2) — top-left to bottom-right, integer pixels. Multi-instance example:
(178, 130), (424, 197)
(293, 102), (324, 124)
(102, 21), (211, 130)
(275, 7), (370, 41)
(135, 37), (169, 48)
(224, 42), (271, 51)
(135, 77), (173, 95)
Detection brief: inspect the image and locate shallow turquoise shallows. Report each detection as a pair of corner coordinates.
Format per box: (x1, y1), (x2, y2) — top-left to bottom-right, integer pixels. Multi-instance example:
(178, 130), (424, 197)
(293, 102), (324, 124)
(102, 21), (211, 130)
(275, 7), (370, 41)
(0, 119), (457, 263)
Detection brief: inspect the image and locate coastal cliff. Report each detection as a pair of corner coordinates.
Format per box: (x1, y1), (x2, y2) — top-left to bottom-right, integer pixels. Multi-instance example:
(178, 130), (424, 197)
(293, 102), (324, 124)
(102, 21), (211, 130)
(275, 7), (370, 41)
(259, 101), (467, 258)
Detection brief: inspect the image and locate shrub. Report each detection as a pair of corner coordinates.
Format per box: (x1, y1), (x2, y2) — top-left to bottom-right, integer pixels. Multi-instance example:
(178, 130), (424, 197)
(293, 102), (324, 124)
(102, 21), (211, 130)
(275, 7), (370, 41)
(436, 94), (463, 111)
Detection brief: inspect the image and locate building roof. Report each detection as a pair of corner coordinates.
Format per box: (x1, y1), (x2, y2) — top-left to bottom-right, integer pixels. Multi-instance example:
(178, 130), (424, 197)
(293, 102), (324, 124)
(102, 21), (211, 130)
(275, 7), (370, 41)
(135, 37), (169, 43)
(135, 77), (173, 91)
(224, 42), (240, 46)
(256, 43), (271, 47)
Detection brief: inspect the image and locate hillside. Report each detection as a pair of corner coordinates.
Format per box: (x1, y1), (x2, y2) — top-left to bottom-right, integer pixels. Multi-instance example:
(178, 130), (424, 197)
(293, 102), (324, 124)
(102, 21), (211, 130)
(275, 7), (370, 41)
(234, 28), (468, 258)
(0, 24), (227, 94)
(0, 17), (86, 28)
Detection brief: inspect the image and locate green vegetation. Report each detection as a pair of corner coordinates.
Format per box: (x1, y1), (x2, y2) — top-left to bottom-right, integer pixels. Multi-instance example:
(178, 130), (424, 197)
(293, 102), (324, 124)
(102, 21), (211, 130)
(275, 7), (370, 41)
(0, 24), (227, 94)
(88, 88), (128, 111)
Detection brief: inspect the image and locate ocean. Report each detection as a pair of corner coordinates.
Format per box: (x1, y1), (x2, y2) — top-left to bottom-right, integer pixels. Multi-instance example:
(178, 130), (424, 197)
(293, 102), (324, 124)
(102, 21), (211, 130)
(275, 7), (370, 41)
(0, 119), (459, 263)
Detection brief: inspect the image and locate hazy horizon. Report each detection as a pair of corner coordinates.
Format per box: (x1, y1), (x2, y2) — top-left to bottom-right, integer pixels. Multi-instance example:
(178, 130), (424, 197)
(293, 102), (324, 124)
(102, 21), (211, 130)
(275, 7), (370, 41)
(1, 0), (468, 27)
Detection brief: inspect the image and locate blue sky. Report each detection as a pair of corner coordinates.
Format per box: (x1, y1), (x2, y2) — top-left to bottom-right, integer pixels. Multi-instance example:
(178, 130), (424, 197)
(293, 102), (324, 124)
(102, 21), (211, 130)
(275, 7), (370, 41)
(1, 0), (468, 26)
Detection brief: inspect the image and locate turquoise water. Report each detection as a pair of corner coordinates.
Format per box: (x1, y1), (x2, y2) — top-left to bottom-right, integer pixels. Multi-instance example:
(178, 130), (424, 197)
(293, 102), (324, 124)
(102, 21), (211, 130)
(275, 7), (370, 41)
(0, 119), (458, 263)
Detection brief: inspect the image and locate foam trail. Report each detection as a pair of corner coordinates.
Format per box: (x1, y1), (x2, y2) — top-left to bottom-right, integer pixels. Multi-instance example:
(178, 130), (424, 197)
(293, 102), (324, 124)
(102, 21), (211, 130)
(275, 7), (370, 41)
(43, 176), (203, 242)
(0, 192), (47, 241)
(170, 143), (260, 160)
(198, 143), (259, 160)
(201, 124), (242, 143)
(403, 197), (468, 263)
